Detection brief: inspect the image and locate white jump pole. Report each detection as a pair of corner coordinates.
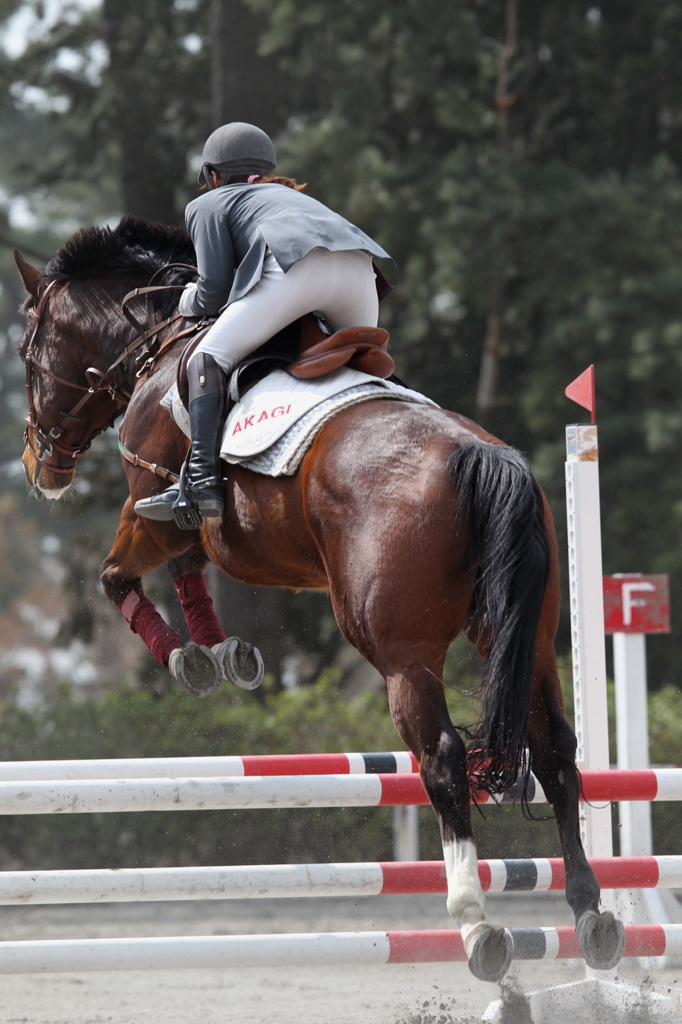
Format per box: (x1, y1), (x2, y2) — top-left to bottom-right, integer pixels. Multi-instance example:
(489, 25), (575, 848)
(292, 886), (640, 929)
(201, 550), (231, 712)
(565, 417), (613, 860)
(614, 630), (652, 857)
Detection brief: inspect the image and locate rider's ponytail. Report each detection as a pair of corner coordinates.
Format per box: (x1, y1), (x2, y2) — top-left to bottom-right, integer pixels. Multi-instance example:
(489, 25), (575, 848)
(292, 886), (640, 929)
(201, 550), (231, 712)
(246, 174), (307, 191)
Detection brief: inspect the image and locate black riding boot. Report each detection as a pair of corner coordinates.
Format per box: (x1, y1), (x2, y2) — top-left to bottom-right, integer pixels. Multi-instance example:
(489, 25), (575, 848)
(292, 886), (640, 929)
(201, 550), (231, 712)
(183, 353), (226, 515)
(134, 353), (226, 525)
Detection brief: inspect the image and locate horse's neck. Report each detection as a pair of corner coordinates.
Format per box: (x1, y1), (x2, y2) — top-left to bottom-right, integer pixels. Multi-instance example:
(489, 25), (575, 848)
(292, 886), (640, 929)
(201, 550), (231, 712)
(105, 312), (175, 392)
(96, 276), (184, 391)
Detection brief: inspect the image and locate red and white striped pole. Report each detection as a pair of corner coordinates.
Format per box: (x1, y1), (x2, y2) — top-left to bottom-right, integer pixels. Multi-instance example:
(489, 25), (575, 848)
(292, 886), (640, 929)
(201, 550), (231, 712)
(0, 856), (680, 905)
(0, 925), (678, 973)
(0, 767), (677, 813)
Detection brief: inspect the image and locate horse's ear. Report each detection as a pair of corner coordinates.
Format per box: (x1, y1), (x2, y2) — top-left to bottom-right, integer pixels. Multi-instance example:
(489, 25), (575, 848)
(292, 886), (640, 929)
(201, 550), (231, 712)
(14, 250), (42, 299)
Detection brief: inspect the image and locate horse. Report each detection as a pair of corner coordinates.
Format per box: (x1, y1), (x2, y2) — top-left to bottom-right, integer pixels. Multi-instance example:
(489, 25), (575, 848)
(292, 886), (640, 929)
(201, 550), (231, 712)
(14, 216), (625, 982)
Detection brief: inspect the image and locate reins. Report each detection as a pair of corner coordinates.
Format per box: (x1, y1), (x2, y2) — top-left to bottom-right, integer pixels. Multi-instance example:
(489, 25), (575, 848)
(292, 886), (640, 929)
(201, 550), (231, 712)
(22, 263), (201, 477)
(117, 263), (200, 375)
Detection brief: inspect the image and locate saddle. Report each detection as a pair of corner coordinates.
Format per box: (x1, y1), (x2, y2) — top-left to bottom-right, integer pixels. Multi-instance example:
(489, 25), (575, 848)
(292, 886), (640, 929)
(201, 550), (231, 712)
(290, 320), (392, 379)
(176, 313), (394, 407)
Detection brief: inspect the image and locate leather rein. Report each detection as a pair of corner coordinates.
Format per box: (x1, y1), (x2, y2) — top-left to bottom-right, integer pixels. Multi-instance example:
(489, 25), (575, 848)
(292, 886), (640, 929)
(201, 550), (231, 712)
(22, 264), (199, 476)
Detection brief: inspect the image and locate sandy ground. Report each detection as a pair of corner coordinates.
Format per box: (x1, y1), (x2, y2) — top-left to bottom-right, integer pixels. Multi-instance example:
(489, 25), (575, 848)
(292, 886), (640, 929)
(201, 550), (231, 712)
(0, 892), (680, 1024)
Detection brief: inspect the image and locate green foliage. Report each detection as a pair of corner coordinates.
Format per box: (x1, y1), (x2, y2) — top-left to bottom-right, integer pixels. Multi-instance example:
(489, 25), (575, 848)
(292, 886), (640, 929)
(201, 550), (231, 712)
(3, 656), (680, 868)
(0, 0), (681, 868)
(0, 676), (402, 869)
(644, 685), (682, 856)
(3, 0), (682, 682)
(0, 0), (211, 223)
(0, 672), (573, 870)
(650, 685), (682, 765)
(257, 0), (682, 682)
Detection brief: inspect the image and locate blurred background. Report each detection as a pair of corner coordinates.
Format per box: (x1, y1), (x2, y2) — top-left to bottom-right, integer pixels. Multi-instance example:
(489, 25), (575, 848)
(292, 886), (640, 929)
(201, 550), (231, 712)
(0, 0), (680, 868)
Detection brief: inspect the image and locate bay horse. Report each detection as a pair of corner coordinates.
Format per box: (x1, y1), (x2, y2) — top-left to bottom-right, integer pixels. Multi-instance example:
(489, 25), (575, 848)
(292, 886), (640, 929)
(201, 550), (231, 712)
(15, 216), (624, 982)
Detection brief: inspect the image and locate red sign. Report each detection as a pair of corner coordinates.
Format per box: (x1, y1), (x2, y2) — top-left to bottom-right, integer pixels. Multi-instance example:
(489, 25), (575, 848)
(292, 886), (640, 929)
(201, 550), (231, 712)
(603, 575), (670, 634)
(566, 365), (596, 424)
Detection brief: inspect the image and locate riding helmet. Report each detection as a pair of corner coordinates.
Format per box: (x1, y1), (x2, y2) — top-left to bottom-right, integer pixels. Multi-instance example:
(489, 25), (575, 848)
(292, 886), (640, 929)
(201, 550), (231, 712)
(197, 122), (277, 185)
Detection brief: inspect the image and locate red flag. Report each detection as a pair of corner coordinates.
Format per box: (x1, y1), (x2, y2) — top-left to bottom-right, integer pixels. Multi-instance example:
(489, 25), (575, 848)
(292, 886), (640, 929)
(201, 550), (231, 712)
(565, 365), (596, 424)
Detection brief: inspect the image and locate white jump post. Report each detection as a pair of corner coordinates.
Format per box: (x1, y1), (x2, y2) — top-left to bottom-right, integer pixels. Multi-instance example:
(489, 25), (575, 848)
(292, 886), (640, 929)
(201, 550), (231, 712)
(615, 630), (652, 854)
(516, 366), (644, 1020)
(604, 573), (670, 857)
(565, 366), (612, 860)
(393, 805), (419, 861)
(604, 573), (680, 929)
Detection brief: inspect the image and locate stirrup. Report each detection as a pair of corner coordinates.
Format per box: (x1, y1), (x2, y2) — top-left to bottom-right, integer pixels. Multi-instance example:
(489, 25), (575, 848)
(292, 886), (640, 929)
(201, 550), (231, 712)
(171, 461), (202, 531)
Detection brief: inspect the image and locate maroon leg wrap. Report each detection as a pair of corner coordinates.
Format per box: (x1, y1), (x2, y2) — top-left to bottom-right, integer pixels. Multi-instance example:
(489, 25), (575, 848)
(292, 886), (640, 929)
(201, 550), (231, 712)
(118, 587), (183, 667)
(173, 571), (226, 648)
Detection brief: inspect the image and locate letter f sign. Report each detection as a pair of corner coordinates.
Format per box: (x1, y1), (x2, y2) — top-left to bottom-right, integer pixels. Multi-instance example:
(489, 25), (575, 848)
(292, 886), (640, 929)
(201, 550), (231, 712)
(622, 581), (655, 626)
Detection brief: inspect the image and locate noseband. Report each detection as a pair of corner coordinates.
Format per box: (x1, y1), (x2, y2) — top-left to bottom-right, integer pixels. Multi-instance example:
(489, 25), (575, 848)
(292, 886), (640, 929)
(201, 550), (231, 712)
(23, 280), (132, 476)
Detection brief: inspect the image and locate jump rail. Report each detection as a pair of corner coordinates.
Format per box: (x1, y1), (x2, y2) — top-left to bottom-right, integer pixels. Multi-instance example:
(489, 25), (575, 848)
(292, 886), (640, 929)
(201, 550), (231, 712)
(0, 925), (679, 972)
(0, 769), (680, 814)
(0, 752), (418, 781)
(2, 856), (681, 904)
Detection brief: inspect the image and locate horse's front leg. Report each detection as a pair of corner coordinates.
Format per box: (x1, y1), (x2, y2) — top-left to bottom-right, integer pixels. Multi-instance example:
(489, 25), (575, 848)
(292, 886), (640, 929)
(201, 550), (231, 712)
(528, 642), (626, 970)
(167, 545), (225, 647)
(167, 547), (263, 691)
(386, 666), (514, 983)
(100, 498), (223, 696)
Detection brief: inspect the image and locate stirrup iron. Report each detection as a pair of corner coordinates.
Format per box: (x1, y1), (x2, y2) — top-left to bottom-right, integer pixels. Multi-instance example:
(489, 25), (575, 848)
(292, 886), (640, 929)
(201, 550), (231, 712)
(171, 460), (202, 531)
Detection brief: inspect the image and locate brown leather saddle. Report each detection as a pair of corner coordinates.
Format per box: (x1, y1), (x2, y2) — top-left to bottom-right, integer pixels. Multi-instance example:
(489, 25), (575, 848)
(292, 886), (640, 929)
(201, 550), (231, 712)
(290, 319), (392, 379)
(176, 313), (394, 407)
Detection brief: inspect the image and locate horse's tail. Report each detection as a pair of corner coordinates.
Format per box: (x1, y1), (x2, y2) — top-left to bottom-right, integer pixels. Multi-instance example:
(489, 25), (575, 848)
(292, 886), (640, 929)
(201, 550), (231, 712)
(449, 442), (550, 793)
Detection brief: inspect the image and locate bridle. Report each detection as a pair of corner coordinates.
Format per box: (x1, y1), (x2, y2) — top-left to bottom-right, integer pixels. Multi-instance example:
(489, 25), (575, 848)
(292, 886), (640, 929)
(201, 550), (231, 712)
(22, 279), (133, 475)
(22, 265), (196, 477)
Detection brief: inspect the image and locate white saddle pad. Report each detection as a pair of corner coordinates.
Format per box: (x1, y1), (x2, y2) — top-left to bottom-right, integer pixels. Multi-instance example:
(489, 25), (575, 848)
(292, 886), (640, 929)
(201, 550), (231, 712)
(161, 367), (437, 478)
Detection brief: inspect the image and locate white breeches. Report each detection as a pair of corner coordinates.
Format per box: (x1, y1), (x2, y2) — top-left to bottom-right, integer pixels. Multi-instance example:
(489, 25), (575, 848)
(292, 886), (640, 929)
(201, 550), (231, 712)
(189, 247), (379, 375)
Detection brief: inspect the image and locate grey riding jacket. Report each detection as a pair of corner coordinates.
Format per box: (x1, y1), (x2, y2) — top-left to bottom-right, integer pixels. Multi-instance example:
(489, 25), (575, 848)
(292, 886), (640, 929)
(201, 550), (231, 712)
(183, 182), (392, 317)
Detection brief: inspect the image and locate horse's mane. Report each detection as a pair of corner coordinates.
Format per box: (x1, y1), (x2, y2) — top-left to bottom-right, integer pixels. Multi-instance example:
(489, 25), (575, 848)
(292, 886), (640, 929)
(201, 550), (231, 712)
(44, 215), (196, 281)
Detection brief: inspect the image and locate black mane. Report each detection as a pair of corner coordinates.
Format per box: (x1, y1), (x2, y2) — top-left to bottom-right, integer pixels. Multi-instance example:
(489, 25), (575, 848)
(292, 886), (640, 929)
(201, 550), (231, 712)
(45, 215), (196, 281)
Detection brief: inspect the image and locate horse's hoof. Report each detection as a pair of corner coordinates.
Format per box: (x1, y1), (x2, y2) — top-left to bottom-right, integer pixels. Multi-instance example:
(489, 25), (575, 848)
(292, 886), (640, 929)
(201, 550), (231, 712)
(465, 924), (513, 983)
(576, 910), (626, 970)
(168, 643), (222, 698)
(212, 638), (264, 690)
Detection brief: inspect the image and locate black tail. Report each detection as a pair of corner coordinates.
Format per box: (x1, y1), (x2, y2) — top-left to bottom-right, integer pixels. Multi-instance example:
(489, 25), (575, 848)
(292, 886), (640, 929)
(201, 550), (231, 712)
(449, 443), (550, 793)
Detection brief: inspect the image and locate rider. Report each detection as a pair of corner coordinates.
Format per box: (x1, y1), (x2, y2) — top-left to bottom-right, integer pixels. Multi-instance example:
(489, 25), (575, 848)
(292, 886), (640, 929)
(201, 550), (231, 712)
(135, 121), (392, 525)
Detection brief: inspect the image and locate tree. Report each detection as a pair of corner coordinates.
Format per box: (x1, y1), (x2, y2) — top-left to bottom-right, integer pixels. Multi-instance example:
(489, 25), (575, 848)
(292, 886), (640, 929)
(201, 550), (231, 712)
(211, 0), (287, 133)
(3, 0), (682, 688)
(0, 0), (315, 690)
(1, 0), (212, 223)
(257, 0), (682, 683)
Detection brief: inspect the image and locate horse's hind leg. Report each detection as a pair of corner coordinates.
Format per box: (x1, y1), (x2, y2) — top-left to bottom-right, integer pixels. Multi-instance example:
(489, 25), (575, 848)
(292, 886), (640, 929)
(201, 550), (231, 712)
(314, 440), (513, 982)
(523, 502), (624, 970)
(333, 586), (512, 981)
(384, 662), (513, 982)
(527, 640), (626, 970)
(167, 547), (263, 691)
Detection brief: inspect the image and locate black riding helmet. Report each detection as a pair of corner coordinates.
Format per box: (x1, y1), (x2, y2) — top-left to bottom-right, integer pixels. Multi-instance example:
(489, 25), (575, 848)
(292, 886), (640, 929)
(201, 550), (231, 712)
(197, 122), (277, 186)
